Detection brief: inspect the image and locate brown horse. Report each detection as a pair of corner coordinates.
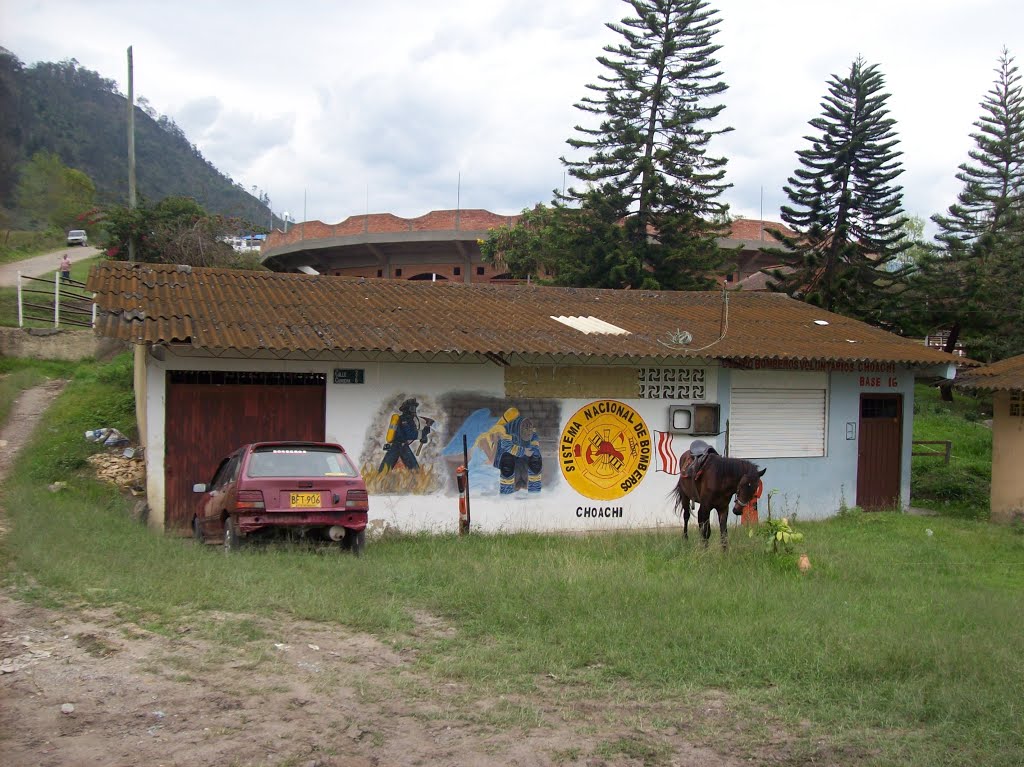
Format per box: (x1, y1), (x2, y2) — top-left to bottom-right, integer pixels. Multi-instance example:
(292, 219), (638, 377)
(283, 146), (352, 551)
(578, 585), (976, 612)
(673, 451), (766, 547)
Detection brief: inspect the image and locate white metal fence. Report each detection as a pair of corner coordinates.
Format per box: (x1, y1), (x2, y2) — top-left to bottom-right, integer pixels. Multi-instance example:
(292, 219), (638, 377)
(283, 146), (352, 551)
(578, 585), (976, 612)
(16, 272), (96, 328)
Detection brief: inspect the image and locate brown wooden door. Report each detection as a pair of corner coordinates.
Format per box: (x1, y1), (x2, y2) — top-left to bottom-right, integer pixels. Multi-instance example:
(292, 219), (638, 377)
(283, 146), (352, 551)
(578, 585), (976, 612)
(856, 393), (903, 510)
(164, 372), (326, 533)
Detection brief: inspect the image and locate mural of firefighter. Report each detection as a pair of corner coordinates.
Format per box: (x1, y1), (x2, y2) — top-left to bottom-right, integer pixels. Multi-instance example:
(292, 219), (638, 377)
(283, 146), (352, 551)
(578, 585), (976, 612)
(479, 407), (542, 494)
(378, 398), (433, 472)
(360, 394), (444, 495)
(441, 395), (560, 497)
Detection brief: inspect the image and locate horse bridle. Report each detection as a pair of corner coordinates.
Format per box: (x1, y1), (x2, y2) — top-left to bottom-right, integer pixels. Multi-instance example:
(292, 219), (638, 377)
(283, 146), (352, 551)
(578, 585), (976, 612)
(734, 473), (763, 513)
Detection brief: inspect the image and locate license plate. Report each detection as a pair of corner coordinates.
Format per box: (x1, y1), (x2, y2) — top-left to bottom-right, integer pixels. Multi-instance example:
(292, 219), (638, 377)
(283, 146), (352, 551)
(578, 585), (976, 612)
(290, 492), (321, 508)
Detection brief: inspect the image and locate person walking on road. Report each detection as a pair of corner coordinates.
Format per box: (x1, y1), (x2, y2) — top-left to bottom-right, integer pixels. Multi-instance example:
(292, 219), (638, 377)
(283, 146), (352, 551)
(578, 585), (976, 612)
(60, 254), (71, 282)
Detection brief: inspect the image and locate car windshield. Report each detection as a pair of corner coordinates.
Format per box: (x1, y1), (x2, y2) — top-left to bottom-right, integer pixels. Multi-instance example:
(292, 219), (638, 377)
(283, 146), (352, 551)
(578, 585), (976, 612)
(247, 446), (358, 478)
(69, 230), (85, 236)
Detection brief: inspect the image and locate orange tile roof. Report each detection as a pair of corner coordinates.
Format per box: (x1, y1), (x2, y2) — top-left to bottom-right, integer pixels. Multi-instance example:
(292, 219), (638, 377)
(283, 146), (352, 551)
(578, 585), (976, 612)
(87, 261), (966, 367)
(724, 218), (795, 243)
(954, 354), (1024, 391)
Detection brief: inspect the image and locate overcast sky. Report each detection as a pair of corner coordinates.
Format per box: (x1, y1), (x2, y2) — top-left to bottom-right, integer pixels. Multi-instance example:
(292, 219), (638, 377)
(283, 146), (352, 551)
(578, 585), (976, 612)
(4, 0), (1021, 234)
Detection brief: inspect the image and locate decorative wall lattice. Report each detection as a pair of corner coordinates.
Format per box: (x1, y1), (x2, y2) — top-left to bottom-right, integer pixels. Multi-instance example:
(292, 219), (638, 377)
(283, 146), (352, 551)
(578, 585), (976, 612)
(637, 367), (706, 400)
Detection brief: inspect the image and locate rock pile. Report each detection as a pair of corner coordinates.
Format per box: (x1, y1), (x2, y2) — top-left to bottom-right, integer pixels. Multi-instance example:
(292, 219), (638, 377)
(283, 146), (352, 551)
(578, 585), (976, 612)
(87, 451), (146, 495)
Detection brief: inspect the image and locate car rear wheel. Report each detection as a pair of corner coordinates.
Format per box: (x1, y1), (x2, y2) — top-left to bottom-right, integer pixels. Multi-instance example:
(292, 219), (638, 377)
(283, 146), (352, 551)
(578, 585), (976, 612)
(224, 517), (243, 552)
(343, 528), (366, 557)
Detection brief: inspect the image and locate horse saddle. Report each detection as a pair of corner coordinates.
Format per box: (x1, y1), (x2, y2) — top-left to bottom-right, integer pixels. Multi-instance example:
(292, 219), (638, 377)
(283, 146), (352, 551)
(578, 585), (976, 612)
(688, 440), (714, 457)
(681, 440), (718, 479)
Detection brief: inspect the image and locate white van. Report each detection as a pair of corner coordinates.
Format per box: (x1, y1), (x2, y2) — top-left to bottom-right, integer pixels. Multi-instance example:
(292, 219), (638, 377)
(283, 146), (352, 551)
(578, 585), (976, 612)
(67, 229), (88, 246)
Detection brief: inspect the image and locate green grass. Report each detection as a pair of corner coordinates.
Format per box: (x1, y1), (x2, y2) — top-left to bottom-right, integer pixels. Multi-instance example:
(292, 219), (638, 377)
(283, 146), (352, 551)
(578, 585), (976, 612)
(2, 357), (1021, 766)
(911, 384), (993, 519)
(1, 256), (101, 328)
(0, 229), (67, 265)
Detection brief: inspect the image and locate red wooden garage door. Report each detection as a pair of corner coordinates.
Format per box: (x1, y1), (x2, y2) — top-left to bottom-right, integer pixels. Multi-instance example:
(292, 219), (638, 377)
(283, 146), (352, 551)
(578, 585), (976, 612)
(164, 371), (326, 533)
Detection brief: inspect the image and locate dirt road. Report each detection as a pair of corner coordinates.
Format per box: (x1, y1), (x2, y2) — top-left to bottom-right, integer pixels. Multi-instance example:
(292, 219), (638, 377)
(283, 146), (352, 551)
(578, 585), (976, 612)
(0, 246), (101, 288)
(0, 385), (758, 766)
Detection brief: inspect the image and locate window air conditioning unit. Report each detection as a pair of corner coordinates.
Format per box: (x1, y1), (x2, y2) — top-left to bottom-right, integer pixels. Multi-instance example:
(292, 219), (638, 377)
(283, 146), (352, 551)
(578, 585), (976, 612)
(668, 403), (720, 436)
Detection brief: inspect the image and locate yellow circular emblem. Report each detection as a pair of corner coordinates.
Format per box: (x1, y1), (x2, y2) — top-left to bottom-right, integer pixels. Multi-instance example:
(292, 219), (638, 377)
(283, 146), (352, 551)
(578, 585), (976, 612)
(559, 400), (652, 501)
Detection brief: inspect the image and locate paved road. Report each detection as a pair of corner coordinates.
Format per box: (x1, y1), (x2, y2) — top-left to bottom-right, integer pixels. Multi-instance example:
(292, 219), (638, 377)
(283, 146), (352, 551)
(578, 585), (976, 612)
(0, 245), (102, 287)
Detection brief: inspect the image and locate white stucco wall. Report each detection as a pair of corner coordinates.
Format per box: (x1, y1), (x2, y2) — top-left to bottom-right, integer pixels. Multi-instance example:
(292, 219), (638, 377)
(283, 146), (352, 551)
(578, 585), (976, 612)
(142, 349), (922, 534)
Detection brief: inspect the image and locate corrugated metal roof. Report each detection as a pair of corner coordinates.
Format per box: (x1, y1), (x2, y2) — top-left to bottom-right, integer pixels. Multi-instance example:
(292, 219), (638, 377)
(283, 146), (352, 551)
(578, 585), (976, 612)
(954, 354), (1024, 391)
(86, 262), (968, 367)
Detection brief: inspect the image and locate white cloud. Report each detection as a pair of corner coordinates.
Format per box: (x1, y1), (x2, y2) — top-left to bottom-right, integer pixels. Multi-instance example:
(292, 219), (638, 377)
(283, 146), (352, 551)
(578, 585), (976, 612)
(4, 0), (1021, 234)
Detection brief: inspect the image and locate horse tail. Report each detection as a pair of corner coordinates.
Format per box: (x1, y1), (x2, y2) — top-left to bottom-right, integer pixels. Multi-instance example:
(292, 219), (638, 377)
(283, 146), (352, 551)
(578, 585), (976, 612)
(671, 479), (693, 517)
(670, 452), (693, 516)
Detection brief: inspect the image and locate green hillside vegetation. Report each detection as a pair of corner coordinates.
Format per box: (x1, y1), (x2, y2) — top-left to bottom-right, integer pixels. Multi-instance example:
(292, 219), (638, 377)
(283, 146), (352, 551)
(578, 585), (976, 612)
(0, 48), (275, 230)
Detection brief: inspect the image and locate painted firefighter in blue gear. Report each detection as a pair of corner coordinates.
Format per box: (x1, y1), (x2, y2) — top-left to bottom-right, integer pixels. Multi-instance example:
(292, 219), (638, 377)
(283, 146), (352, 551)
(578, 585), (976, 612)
(492, 407), (542, 495)
(379, 398), (431, 472)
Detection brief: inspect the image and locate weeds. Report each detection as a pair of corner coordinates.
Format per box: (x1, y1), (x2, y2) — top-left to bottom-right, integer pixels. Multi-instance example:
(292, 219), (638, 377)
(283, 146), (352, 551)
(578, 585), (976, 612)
(911, 384), (992, 519)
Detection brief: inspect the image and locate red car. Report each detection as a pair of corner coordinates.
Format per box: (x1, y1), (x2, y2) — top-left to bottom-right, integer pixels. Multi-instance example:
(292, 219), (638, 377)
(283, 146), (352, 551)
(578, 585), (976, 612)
(192, 441), (370, 554)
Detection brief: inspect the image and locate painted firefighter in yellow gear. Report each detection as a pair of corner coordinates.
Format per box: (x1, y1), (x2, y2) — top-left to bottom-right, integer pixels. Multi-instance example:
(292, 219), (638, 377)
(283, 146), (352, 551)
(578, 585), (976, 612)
(379, 398), (431, 472)
(475, 407), (542, 495)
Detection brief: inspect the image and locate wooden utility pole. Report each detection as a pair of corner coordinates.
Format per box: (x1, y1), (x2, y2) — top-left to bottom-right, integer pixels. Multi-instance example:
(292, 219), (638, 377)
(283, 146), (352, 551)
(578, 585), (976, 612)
(127, 46), (137, 262)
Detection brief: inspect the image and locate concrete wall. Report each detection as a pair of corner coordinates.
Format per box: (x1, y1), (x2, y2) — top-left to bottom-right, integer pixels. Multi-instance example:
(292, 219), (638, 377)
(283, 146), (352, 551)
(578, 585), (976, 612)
(143, 349), (921, 535)
(991, 391), (1024, 523)
(0, 327), (126, 361)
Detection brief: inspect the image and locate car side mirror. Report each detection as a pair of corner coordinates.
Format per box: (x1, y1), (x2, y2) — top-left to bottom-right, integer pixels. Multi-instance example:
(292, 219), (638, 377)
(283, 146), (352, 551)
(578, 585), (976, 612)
(192, 483), (208, 493)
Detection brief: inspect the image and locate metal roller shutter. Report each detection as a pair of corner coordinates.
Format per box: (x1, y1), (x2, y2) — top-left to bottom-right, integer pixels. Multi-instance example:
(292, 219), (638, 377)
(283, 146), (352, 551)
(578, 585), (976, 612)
(729, 388), (826, 458)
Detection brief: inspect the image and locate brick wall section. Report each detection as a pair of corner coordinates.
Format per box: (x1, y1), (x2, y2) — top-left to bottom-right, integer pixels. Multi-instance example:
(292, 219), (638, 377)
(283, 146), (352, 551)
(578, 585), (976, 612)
(366, 214), (413, 234)
(412, 211), (458, 231)
(456, 210), (518, 230)
(263, 209), (523, 251)
(264, 213), (791, 251)
(334, 217), (365, 236)
(505, 366), (638, 399)
(297, 221), (334, 241)
(729, 219), (794, 243)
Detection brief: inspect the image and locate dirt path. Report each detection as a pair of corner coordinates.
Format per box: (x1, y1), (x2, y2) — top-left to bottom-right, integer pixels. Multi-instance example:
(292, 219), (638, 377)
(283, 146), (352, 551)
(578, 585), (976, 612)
(0, 380), (67, 536)
(0, 384), (757, 767)
(0, 246), (101, 288)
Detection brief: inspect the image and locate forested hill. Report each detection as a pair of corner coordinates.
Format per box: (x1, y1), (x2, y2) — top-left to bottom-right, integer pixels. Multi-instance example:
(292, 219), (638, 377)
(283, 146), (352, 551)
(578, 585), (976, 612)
(0, 48), (275, 226)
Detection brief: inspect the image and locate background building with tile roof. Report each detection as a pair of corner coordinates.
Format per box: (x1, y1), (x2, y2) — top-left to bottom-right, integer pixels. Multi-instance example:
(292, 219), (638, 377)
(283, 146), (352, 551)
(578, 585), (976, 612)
(259, 210), (796, 288)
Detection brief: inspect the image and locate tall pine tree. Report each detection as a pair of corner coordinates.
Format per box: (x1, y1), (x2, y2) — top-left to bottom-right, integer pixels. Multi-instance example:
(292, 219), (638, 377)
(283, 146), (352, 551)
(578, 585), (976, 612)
(767, 58), (910, 322)
(484, 0), (732, 290)
(916, 49), (1024, 363)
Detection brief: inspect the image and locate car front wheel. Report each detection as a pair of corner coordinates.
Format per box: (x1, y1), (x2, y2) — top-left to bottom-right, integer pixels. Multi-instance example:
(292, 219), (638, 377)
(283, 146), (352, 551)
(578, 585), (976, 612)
(224, 517), (243, 552)
(192, 516), (203, 543)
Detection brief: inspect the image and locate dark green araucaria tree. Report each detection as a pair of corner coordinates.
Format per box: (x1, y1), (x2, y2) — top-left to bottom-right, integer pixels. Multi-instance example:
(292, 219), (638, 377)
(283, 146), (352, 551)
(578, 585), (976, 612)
(485, 0), (732, 290)
(914, 49), (1024, 363)
(767, 58), (910, 322)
